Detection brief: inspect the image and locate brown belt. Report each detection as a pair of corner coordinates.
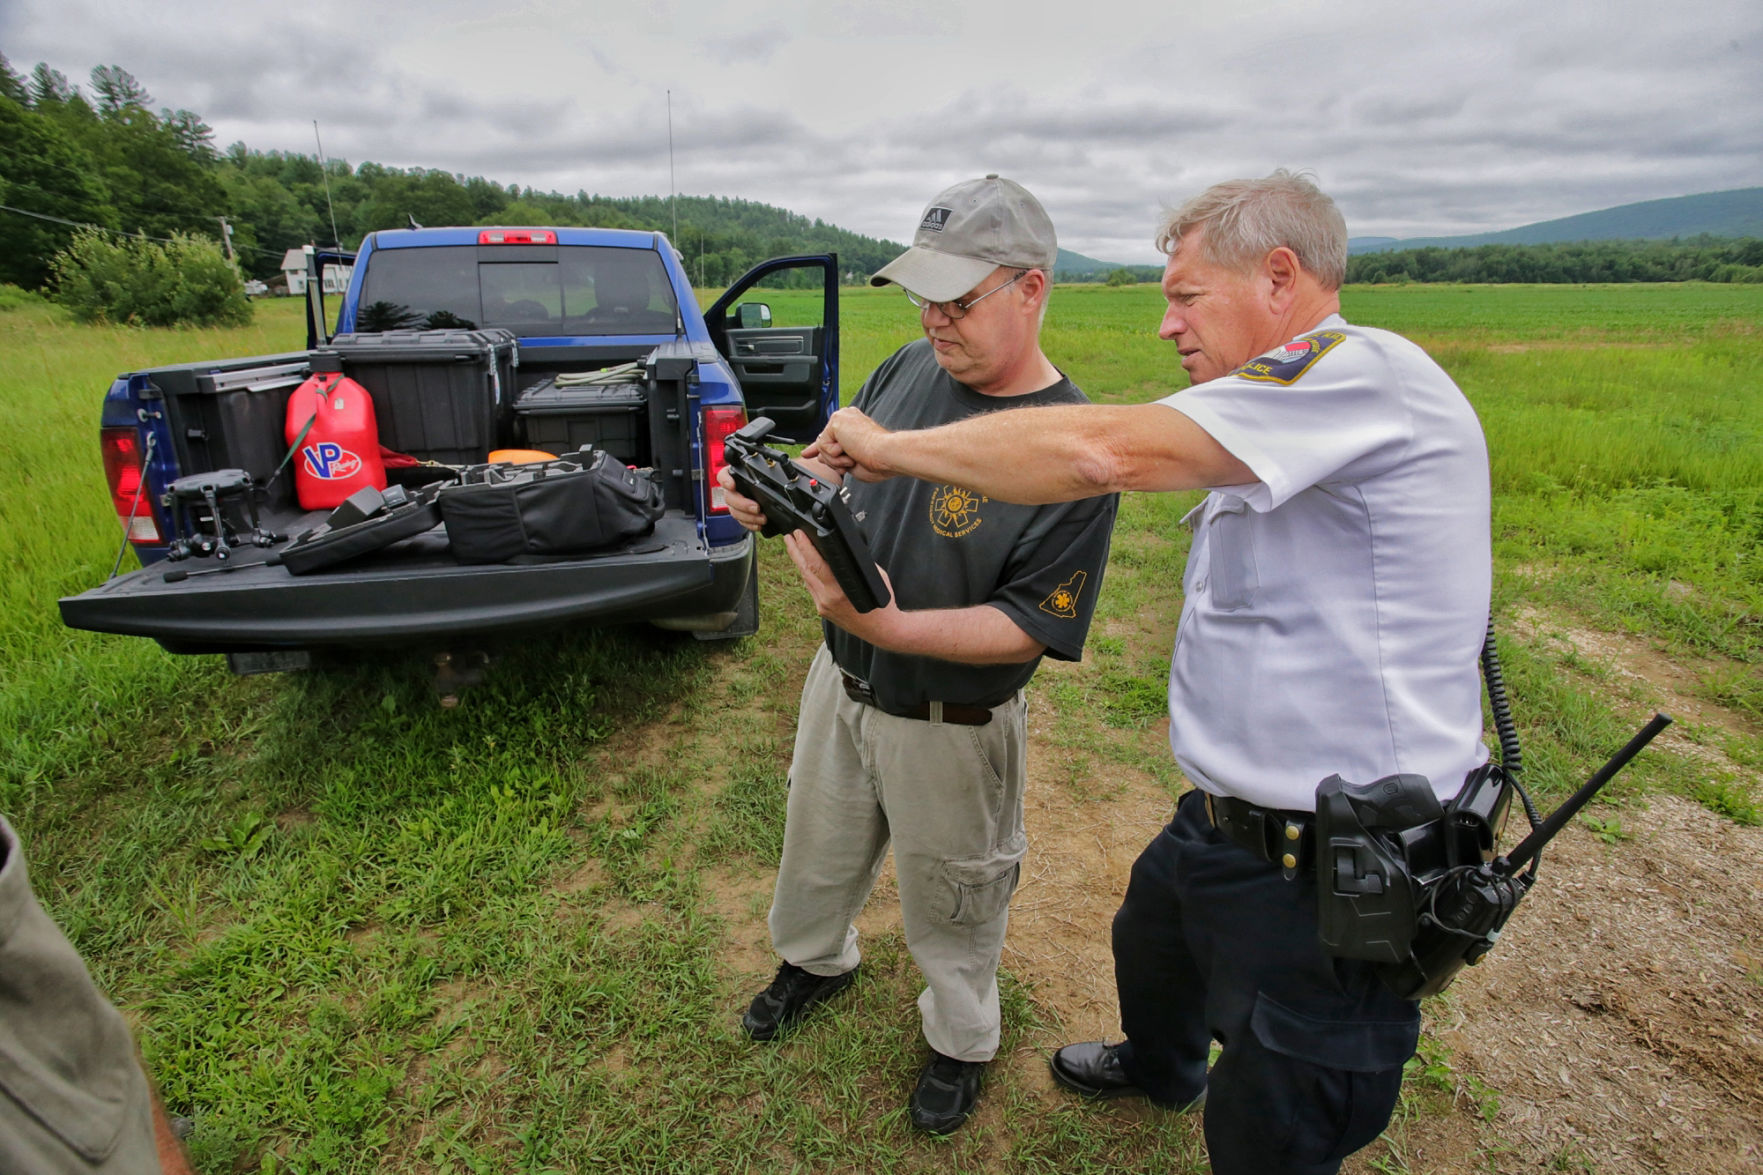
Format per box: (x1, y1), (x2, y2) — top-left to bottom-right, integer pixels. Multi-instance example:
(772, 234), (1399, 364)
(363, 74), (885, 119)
(840, 670), (993, 726)
(1203, 792), (1313, 878)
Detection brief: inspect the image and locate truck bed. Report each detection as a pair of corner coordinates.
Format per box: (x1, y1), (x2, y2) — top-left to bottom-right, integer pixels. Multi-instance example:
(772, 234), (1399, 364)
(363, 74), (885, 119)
(62, 517), (753, 652)
(63, 236), (843, 662)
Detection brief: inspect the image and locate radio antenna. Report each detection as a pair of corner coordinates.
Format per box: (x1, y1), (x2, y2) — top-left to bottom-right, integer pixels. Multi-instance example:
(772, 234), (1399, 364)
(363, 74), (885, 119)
(313, 120), (342, 250)
(667, 90), (678, 244)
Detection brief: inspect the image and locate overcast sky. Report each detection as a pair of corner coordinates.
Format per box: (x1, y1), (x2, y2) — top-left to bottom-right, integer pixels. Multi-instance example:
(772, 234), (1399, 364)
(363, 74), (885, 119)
(5, 1), (1759, 265)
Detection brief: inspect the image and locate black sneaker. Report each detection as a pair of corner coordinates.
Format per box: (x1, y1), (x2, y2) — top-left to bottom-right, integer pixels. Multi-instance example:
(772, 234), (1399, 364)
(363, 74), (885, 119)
(909, 1051), (985, 1134)
(741, 961), (857, 1042)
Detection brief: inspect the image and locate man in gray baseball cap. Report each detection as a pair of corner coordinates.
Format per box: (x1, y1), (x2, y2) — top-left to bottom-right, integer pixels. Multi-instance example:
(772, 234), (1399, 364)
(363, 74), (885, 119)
(870, 173), (1059, 302)
(722, 176), (1116, 1134)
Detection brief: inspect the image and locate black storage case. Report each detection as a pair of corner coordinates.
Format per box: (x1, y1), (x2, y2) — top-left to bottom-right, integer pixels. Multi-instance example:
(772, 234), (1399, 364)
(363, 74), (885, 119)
(175, 361), (311, 509)
(513, 376), (649, 466)
(315, 329), (518, 466)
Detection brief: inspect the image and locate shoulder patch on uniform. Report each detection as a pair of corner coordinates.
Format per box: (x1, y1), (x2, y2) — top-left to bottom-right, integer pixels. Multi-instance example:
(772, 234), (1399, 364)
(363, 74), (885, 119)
(1039, 570), (1088, 619)
(1230, 329), (1347, 385)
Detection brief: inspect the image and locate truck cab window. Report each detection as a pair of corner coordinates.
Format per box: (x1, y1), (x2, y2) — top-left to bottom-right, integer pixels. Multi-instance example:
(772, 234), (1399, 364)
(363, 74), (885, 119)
(358, 245), (679, 337)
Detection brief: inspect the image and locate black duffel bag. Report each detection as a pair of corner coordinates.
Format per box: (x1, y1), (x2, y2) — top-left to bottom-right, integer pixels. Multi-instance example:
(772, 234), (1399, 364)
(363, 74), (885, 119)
(438, 450), (664, 564)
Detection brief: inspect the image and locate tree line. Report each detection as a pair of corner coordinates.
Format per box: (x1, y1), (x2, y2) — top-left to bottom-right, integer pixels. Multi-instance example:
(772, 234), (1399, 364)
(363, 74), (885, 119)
(1347, 237), (1763, 285)
(0, 55), (909, 294)
(8, 55), (1763, 301)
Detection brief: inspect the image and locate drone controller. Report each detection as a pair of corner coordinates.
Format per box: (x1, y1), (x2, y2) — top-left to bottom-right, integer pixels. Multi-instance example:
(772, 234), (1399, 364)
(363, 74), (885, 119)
(722, 417), (891, 614)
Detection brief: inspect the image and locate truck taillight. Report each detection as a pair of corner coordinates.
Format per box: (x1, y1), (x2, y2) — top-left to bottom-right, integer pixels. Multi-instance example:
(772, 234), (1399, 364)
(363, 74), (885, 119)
(100, 426), (161, 543)
(703, 407), (747, 513)
(478, 229), (557, 245)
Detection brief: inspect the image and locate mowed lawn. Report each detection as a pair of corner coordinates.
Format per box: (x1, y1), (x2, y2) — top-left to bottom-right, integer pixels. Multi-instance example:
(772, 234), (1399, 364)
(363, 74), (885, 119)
(0, 281), (1758, 1173)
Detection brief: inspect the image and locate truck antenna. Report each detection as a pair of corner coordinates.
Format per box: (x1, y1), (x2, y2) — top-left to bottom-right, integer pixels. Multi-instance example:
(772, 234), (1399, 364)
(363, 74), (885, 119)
(667, 90), (678, 245)
(313, 120), (342, 250)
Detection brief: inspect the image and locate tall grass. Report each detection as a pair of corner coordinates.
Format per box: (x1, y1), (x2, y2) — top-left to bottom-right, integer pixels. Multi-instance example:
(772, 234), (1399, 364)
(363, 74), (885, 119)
(0, 282), (1757, 1172)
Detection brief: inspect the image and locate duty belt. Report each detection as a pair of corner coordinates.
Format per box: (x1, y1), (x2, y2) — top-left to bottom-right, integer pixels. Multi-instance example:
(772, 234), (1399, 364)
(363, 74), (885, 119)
(839, 670), (993, 726)
(1204, 792), (1313, 880)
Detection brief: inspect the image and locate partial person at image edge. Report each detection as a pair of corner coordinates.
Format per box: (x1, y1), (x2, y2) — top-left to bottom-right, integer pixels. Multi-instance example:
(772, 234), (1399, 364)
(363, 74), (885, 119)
(0, 814), (196, 1174)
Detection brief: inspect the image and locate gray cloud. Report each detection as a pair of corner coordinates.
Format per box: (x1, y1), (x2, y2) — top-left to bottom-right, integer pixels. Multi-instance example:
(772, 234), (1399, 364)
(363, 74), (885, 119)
(3, 0), (1759, 264)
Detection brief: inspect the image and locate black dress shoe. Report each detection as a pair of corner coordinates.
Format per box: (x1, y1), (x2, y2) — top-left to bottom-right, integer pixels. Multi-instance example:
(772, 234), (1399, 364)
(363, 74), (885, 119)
(742, 961), (857, 1042)
(1050, 1041), (1205, 1111)
(910, 1051), (984, 1134)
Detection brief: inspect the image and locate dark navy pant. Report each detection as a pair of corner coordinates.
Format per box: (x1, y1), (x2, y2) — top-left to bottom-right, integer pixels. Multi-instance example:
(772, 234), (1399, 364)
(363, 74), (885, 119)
(1112, 789), (1419, 1175)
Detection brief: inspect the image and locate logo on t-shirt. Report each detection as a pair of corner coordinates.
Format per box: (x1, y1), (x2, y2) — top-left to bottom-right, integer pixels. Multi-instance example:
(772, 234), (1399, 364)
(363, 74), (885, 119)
(1231, 329), (1347, 385)
(929, 484), (985, 538)
(919, 206), (952, 233)
(1039, 570), (1088, 619)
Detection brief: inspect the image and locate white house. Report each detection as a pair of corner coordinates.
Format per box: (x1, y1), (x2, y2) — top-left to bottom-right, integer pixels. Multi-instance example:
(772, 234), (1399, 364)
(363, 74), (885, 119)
(280, 248), (354, 296)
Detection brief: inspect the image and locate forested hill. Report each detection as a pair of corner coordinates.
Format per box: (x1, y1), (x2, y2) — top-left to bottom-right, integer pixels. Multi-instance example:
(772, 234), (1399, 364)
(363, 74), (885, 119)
(7, 55), (1759, 296)
(2, 52), (1149, 295)
(472, 191), (907, 288)
(0, 56), (917, 290)
(1351, 188), (1763, 254)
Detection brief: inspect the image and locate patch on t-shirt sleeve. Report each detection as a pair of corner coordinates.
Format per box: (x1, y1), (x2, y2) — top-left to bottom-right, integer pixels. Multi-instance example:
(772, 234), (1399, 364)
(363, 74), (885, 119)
(1038, 570), (1088, 620)
(1229, 329), (1347, 385)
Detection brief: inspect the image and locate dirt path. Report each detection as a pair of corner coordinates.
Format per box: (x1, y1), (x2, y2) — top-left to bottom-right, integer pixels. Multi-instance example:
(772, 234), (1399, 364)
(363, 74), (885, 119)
(999, 726), (1763, 1173)
(996, 603), (1763, 1173)
(717, 601), (1760, 1171)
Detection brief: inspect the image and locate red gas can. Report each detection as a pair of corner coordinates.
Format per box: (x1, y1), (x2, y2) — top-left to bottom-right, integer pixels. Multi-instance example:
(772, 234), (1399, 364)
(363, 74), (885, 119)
(285, 373), (388, 509)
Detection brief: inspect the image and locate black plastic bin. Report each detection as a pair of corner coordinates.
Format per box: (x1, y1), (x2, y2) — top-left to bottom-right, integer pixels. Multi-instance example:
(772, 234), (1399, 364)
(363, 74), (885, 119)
(178, 360), (311, 502)
(314, 329), (518, 465)
(513, 376), (649, 466)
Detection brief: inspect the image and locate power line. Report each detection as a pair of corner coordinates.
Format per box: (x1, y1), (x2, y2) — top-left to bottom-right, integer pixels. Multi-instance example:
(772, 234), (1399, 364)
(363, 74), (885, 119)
(0, 201), (288, 259)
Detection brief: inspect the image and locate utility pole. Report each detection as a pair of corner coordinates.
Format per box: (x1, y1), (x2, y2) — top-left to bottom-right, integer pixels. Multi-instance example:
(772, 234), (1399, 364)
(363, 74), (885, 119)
(216, 216), (235, 262)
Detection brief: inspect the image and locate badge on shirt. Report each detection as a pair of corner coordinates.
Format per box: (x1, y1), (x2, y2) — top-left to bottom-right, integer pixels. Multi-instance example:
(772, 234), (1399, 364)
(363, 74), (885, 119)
(1230, 329), (1346, 385)
(930, 484), (985, 538)
(1039, 570), (1088, 619)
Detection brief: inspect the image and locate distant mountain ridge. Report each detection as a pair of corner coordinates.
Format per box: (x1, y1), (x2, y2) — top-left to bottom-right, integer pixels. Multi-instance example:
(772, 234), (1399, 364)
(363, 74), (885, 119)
(1350, 187), (1763, 254)
(1053, 247), (1118, 274)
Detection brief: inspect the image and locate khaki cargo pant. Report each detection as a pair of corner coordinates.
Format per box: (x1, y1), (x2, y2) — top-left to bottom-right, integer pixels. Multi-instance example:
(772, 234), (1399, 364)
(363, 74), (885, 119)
(768, 645), (1028, 1062)
(0, 815), (161, 1175)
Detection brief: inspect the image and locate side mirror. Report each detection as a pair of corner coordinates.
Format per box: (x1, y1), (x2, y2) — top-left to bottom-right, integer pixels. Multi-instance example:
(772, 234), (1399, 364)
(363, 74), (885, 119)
(733, 302), (772, 329)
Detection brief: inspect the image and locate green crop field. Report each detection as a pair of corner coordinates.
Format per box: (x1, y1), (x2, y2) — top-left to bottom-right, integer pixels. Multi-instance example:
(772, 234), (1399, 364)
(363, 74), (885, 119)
(0, 282), (1758, 1173)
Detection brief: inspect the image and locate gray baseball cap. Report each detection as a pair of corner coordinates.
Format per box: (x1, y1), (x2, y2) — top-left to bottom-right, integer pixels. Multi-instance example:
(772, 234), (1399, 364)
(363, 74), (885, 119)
(870, 174), (1058, 301)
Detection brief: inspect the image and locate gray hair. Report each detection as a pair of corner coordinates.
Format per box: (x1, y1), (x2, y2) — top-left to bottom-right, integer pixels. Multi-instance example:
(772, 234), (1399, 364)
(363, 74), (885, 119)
(1154, 169), (1348, 290)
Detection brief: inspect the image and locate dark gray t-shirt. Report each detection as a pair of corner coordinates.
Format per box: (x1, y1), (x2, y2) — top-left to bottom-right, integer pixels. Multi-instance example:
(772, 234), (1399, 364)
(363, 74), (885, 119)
(827, 339), (1118, 710)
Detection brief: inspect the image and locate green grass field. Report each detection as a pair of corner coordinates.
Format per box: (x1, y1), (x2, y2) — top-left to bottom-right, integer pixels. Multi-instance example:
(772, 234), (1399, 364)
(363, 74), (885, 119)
(0, 282), (1758, 1172)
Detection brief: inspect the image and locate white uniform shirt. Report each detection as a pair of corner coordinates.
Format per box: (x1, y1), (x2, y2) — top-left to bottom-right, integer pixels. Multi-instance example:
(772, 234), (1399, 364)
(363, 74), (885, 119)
(1158, 314), (1490, 811)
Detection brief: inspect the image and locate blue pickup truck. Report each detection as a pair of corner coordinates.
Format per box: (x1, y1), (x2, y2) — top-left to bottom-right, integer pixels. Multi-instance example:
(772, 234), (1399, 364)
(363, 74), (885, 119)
(59, 228), (840, 671)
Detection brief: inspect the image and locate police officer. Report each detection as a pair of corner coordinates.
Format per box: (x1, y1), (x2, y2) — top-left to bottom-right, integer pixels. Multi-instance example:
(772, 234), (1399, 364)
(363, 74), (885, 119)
(1, 815), (196, 1174)
(815, 170), (1492, 1174)
(720, 176), (1117, 1135)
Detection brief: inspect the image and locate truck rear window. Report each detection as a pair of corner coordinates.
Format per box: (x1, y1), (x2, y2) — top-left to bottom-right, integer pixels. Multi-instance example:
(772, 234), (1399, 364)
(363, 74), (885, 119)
(355, 245), (680, 337)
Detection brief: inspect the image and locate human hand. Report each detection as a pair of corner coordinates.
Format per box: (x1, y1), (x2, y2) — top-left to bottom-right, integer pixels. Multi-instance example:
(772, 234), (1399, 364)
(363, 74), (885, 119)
(811, 408), (894, 483)
(716, 466), (767, 533)
(784, 531), (897, 640)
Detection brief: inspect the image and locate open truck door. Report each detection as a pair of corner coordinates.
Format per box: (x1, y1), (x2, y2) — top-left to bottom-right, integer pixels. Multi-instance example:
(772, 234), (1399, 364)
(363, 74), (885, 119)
(707, 254), (839, 443)
(303, 247), (358, 350)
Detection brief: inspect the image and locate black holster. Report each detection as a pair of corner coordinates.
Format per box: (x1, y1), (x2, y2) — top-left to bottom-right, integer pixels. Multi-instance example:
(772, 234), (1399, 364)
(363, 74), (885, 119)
(1314, 763), (1518, 999)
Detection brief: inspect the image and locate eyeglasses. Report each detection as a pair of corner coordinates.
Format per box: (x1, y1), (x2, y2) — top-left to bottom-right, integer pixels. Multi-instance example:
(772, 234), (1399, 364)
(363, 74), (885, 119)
(904, 270), (1028, 320)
